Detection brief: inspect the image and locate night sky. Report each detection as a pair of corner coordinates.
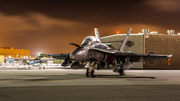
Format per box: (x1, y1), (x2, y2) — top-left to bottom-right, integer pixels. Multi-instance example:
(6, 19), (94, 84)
(0, 0), (180, 55)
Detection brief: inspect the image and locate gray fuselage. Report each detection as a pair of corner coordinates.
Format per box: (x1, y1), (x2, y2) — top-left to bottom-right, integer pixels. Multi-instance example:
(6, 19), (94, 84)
(70, 36), (110, 62)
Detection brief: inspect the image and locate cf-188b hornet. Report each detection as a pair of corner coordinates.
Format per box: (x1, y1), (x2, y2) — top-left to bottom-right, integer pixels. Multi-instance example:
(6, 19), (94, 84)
(42, 28), (172, 77)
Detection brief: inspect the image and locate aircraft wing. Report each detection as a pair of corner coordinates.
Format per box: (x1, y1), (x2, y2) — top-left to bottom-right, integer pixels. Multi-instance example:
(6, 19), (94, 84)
(89, 48), (172, 62)
(115, 52), (172, 62)
(88, 48), (115, 54)
(40, 53), (70, 60)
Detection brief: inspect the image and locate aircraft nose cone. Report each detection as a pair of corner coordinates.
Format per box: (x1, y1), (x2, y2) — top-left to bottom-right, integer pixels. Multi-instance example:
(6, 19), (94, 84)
(70, 53), (75, 60)
(70, 51), (84, 61)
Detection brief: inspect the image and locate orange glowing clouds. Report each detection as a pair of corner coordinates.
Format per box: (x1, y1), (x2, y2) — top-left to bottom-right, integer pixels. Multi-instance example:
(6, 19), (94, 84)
(0, 12), (87, 54)
(144, 0), (180, 12)
(0, 12), (173, 54)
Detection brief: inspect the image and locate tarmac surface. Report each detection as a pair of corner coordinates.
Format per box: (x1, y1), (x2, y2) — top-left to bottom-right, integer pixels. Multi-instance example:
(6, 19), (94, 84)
(0, 69), (180, 101)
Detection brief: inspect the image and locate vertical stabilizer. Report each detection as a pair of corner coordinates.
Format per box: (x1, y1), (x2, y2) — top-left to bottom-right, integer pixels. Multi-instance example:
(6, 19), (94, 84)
(94, 28), (100, 39)
(118, 28), (132, 52)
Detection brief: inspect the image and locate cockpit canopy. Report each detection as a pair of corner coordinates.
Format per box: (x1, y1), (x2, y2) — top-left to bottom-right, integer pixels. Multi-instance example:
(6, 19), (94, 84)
(81, 36), (101, 46)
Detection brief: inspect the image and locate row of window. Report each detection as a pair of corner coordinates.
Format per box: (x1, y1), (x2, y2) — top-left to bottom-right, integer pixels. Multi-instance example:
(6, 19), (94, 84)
(8, 56), (29, 58)
(0, 51), (29, 53)
(15, 50), (29, 52)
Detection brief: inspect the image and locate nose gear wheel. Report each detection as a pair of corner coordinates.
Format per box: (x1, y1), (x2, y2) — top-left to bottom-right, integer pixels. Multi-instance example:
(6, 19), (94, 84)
(85, 68), (95, 77)
(85, 61), (96, 77)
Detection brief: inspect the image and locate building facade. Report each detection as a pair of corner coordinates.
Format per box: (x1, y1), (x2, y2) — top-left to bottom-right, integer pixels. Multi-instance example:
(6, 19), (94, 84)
(0, 47), (30, 63)
(100, 31), (179, 69)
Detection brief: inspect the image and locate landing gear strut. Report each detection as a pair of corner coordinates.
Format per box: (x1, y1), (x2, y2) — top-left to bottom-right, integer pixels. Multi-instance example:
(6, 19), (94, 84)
(85, 68), (95, 77)
(85, 61), (96, 77)
(85, 68), (89, 77)
(119, 68), (124, 75)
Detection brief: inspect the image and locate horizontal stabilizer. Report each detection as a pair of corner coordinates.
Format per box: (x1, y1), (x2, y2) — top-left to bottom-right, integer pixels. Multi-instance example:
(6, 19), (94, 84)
(46, 54), (70, 59)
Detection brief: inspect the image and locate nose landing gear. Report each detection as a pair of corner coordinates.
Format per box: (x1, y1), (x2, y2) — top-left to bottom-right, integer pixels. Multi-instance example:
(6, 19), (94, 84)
(85, 68), (95, 77)
(85, 61), (96, 77)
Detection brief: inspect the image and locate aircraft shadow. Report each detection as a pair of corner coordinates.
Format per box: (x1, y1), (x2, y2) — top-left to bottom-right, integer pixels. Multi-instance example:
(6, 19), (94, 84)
(94, 75), (156, 79)
(0, 79), (52, 81)
(0, 74), (86, 81)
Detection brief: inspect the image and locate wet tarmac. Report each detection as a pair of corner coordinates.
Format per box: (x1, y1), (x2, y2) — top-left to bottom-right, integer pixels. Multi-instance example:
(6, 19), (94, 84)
(0, 69), (180, 101)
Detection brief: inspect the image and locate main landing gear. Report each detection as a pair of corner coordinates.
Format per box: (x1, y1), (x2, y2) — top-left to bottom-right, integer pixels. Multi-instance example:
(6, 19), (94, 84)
(113, 64), (125, 76)
(118, 68), (125, 76)
(85, 61), (125, 77)
(118, 66), (125, 76)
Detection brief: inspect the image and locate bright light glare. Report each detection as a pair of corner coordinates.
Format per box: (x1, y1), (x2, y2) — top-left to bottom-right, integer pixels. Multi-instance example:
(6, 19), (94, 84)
(116, 31), (120, 34)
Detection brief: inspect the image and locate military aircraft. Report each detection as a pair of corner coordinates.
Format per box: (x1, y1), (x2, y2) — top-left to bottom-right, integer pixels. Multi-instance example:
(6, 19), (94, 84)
(43, 28), (172, 77)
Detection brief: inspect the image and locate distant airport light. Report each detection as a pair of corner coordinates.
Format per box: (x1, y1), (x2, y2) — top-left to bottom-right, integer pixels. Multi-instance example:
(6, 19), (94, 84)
(168, 57), (170, 65)
(167, 30), (174, 35)
(116, 31), (120, 34)
(142, 29), (149, 34)
(150, 31), (158, 34)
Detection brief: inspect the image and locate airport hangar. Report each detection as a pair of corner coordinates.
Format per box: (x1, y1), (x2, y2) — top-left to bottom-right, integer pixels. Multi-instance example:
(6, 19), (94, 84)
(0, 47), (31, 64)
(100, 29), (180, 69)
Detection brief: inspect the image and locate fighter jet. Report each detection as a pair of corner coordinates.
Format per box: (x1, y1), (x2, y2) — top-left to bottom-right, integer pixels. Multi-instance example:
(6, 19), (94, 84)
(46, 28), (172, 77)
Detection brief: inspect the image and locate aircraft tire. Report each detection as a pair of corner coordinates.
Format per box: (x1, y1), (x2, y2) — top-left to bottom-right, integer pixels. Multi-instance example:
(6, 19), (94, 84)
(90, 70), (95, 77)
(119, 68), (124, 75)
(85, 68), (89, 77)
